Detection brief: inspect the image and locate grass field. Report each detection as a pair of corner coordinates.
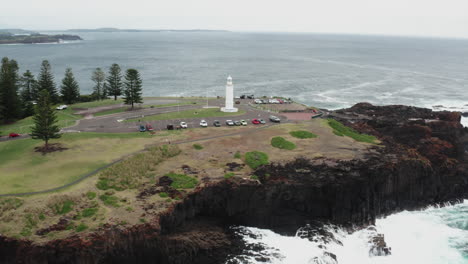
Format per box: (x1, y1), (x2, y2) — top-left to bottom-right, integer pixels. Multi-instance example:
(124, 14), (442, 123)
(70, 99), (124, 109)
(0, 108), (80, 135)
(125, 108), (246, 122)
(0, 131), (185, 194)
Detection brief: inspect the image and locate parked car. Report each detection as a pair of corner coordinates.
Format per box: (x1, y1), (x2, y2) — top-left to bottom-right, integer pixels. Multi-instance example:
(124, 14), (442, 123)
(269, 115), (281, 123)
(240, 120), (247, 126)
(139, 125), (146, 132)
(8, 133), (20, 138)
(180, 122), (188, 128)
(226, 120), (235, 126)
(254, 99), (263, 104)
(247, 95), (255, 99)
(145, 124), (154, 131)
(56, 105), (68, 110)
(278, 99), (284, 104)
(200, 120), (208, 127)
(259, 119), (266, 124)
(251, 118), (261, 124)
(213, 120), (221, 127)
(167, 124), (174, 130)
(234, 120), (241, 126)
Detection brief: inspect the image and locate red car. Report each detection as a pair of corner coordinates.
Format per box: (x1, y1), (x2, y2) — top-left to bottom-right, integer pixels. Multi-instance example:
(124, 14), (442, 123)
(8, 133), (20, 138)
(251, 119), (261, 125)
(145, 124), (154, 131)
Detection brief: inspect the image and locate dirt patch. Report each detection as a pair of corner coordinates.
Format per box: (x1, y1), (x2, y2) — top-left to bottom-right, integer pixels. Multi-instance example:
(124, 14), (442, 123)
(34, 143), (68, 155)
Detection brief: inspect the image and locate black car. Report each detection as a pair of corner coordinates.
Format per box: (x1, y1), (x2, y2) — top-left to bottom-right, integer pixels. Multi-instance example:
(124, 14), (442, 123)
(166, 124), (174, 130)
(269, 115), (281, 123)
(213, 120), (221, 127)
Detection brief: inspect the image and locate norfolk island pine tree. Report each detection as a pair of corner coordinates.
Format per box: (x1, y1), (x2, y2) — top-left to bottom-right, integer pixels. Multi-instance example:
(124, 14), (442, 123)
(31, 90), (61, 149)
(123, 69), (143, 109)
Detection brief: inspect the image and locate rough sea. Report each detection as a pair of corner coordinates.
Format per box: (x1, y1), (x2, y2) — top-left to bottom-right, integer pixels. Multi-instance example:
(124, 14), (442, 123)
(1, 31), (467, 263)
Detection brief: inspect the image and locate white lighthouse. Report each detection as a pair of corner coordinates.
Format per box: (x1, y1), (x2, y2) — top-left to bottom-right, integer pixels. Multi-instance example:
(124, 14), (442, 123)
(221, 75), (238, 112)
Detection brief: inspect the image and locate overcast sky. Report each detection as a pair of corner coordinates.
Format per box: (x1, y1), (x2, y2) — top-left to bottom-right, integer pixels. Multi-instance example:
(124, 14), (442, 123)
(1, 0), (468, 38)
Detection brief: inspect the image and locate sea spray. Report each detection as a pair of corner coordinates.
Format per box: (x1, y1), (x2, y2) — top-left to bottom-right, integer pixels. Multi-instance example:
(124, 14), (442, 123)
(228, 200), (468, 264)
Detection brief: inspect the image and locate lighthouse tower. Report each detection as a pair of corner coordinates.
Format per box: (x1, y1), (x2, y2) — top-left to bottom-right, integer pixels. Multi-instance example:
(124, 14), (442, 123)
(221, 75), (238, 112)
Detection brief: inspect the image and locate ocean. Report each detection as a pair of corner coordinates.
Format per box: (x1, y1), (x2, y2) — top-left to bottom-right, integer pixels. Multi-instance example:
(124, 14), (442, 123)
(1, 31), (467, 263)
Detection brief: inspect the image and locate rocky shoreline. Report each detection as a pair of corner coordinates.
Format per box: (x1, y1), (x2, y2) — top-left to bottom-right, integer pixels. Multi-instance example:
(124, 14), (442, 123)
(0, 34), (82, 44)
(1, 103), (467, 264)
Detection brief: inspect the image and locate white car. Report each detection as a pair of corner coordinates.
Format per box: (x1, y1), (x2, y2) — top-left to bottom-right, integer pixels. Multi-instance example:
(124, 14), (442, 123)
(56, 105), (68, 110)
(254, 99), (263, 104)
(200, 120), (208, 127)
(180, 122), (188, 128)
(240, 120), (247, 126)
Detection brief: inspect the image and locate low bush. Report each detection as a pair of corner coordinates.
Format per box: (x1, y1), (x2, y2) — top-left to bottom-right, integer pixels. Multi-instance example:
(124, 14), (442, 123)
(224, 172), (235, 179)
(75, 223), (88, 232)
(234, 151), (242, 159)
(244, 151), (269, 169)
(52, 200), (74, 215)
(166, 173), (198, 189)
(193, 144), (203, 150)
(327, 119), (377, 144)
(86, 192), (97, 200)
(271, 137), (296, 150)
(81, 207), (98, 218)
(159, 192), (169, 198)
(290, 130), (318, 139)
(99, 194), (120, 207)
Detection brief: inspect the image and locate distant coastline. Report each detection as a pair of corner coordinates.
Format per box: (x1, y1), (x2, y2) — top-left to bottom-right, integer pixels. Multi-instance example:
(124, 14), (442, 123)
(0, 32), (82, 45)
(66, 28), (229, 33)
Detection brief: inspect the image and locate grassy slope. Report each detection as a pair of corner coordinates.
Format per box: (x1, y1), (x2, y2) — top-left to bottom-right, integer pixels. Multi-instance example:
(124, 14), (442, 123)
(125, 108), (246, 122)
(70, 99), (124, 109)
(0, 132), (184, 194)
(0, 107), (80, 134)
(327, 119), (378, 144)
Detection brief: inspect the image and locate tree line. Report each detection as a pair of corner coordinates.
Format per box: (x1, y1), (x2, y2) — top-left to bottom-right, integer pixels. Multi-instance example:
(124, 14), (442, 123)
(0, 57), (143, 125)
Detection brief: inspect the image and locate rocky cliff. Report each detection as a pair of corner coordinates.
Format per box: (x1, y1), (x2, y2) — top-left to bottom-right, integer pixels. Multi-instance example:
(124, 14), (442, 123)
(1, 103), (467, 264)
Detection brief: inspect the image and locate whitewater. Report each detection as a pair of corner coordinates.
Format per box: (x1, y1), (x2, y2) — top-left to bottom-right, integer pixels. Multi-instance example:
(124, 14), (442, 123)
(228, 200), (468, 264)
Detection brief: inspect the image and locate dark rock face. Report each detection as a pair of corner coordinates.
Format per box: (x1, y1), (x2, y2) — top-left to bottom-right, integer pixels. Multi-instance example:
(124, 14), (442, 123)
(1, 103), (468, 263)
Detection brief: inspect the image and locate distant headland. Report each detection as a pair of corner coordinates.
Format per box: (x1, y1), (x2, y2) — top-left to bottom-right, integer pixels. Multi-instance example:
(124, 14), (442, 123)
(66, 27), (229, 33)
(0, 30), (82, 44)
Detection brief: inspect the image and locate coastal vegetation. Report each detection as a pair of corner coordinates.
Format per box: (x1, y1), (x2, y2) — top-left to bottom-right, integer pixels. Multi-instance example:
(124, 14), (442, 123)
(290, 130), (318, 139)
(166, 172), (198, 189)
(271, 136), (296, 150)
(244, 151), (269, 169)
(327, 119), (378, 144)
(193, 143), (203, 150)
(0, 33), (82, 45)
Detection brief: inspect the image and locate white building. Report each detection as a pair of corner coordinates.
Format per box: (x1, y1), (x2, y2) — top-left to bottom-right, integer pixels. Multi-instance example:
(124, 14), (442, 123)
(221, 75), (238, 112)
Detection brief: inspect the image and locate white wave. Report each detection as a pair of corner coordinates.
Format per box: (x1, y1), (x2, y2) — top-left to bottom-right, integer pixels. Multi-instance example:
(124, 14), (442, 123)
(230, 200), (468, 264)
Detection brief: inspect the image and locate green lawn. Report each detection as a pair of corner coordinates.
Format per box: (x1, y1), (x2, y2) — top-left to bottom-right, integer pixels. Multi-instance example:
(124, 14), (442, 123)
(125, 108), (246, 122)
(70, 99), (124, 109)
(0, 132), (182, 194)
(0, 107), (80, 135)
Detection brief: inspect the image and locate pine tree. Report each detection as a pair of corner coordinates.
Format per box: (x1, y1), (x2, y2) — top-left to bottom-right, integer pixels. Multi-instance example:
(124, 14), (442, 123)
(106, 64), (122, 100)
(123, 69), (143, 110)
(91, 68), (106, 100)
(20, 70), (37, 102)
(0, 57), (22, 122)
(60, 68), (80, 104)
(37, 60), (59, 104)
(31, 89), (61, 149)
(19, 70), (37, 117)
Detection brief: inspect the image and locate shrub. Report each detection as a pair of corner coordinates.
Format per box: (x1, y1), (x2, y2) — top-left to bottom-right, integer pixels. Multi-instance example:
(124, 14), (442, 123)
(224, 172), (235, 179)
(126, 207), (134, 212)
(99, 194), (120, 207)
(53, 200), (74, 215)
(327, 119), (377, 144)
(250, 175), (259, 180)
(271, 137), (296, 150)
(159, 192), (169, 198)
(244, 151), (269, 169)
(234, 151), (241, 159)
(166, 173), (198, 189)
(81, 207), (98, 218)
(75, 223), (88, 232)
(86, 192), (97, 200)
(193, 144), (203, 150)
(290, 130), (318, 139)
(139, 218), (146, 223)
(38, 213), (46, 220)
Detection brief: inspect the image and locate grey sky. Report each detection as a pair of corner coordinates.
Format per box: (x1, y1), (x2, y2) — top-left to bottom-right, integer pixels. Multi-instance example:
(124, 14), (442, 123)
(1, 0), (468, 38)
